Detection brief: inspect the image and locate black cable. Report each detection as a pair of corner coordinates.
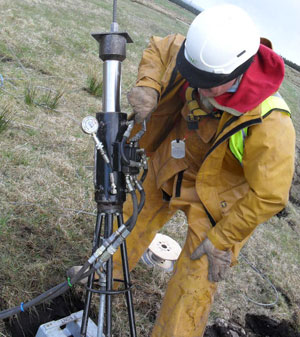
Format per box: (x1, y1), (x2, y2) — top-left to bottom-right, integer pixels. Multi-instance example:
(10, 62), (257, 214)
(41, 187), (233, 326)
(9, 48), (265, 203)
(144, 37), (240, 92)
(121, 136), (130, 165)
(138, 187), (145, 214)
(239, 253), (279, 307)
(140, 168), (148, 183)
(0, 262), (95, 320)
(127, 191), (138, 232)
(0, 282), (67, 320)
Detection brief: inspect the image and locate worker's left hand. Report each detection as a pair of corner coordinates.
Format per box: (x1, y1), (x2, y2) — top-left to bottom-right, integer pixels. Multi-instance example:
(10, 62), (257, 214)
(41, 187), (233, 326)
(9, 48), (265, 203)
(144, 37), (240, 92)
(127, 86), (159, 123)
(191, 238), (231, 282)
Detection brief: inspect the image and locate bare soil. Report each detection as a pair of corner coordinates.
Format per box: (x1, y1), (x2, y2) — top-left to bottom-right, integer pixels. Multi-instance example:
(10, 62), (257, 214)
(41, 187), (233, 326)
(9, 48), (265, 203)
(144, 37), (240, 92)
(204, 315), (300, 337)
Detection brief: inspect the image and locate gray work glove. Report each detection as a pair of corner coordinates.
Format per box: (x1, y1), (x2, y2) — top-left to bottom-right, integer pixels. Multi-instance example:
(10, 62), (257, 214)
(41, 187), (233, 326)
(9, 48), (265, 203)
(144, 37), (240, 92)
(127, 86), (159, 123)
(191, 238), (232, 282)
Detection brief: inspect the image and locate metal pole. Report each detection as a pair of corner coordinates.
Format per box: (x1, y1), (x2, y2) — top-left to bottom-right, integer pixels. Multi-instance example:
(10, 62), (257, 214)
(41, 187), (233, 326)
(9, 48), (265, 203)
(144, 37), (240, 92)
(112, 0), (118, 24)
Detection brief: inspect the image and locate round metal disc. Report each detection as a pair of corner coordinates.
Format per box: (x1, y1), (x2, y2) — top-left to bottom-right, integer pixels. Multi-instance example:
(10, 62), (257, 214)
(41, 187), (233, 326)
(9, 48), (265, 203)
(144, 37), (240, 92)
(148, 233), (182, 261)
(82, 116), (99, 134)
(141, 249), (174, 271)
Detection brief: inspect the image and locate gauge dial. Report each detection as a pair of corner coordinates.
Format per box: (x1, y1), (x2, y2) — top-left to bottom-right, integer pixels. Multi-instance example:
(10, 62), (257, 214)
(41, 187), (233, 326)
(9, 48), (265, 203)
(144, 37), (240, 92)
(82, 116), (99, 134)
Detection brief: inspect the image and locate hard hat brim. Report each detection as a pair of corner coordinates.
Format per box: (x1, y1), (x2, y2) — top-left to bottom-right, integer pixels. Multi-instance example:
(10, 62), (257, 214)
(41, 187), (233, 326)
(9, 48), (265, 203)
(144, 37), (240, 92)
(176, 41), (254, 89)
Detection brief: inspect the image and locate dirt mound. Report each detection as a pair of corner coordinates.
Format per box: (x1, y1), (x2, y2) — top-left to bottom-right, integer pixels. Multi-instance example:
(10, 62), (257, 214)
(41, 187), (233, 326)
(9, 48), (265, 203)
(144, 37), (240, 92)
(245, 314), (300, 337)
(204, 315), (300, 337)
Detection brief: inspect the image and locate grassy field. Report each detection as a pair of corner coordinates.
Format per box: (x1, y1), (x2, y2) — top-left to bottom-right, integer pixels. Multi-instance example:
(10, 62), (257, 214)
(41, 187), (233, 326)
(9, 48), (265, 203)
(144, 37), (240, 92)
(0, 0), (299, 336)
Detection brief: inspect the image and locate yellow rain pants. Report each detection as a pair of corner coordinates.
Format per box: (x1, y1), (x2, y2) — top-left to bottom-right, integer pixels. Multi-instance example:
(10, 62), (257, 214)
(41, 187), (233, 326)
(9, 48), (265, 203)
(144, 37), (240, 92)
(151, 169), (218, 337)
(112, 113), (223, 337)
(113, 161), (219, 337)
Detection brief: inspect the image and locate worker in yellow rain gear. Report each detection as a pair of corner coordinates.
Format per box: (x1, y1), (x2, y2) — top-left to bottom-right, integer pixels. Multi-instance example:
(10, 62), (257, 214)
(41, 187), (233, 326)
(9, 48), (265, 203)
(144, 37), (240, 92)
(114, 4), (296, 336)
(73, 4), (295, 336)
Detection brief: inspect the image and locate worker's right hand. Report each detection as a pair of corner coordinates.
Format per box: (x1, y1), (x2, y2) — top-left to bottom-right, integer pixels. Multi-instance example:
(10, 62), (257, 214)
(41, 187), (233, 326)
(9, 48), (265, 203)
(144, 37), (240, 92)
(127, 86), (159, 123)
(191, 238), (232, 282)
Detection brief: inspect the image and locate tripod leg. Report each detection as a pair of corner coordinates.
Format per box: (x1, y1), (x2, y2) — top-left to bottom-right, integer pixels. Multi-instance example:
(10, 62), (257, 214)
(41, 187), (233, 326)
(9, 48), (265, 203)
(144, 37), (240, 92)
(104, 213), (114, 337)
(81, 212), (105, 337)
(118, 213), (137, 337)
(81, 210), (137, 337)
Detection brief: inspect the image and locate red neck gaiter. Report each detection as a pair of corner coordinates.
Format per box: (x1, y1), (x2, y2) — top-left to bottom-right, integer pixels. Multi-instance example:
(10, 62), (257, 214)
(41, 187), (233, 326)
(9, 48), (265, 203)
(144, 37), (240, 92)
(214, 44), (285, 113)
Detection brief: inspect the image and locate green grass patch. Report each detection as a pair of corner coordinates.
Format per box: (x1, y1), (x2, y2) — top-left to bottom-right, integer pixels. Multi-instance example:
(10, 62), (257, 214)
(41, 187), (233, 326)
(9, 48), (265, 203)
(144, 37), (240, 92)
(0, 216), (10, 235)
(0, 105), (11, 134)
(24, 85), (64, 110)
(85, 74), (103, 97)
(24, 86), (37, 106)
(38, 88), (64, 110)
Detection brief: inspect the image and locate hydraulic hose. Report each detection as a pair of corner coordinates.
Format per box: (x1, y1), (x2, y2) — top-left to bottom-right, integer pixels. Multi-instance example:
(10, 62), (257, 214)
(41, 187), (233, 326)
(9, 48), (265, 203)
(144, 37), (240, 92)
(129, 120), (146, 143)
(0, 261), (95, 320)
(126, 191), (139, 232)
(120, 136), (130, 165)
(133, 178), (145, 214)
(138, 188), (145, 213)
(0, 282), (66, 320)
(140, 167), (148, 183)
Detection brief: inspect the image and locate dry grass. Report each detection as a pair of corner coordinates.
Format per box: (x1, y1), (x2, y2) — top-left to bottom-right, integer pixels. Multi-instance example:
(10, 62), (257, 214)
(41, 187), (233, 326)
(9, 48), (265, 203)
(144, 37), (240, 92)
(0, 0), (299, 336)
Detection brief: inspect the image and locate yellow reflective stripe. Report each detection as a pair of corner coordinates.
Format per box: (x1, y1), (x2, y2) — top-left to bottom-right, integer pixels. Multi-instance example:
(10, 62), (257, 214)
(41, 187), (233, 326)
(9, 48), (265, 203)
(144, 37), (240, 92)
(229, 94), (290, 164)
(261, 94), (291, 116)
(261, 96), (291, 117)
(229, 128), (247, 164)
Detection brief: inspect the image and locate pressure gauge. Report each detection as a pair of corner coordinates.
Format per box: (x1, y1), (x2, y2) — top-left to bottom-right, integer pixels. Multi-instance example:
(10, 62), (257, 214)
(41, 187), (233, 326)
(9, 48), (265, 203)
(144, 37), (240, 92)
(81, 116), (99, 134)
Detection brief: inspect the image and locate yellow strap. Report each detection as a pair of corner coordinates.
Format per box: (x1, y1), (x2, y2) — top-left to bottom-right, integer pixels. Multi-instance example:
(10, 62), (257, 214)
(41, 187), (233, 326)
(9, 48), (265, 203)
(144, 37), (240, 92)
(185, 87), (194, 101)
(188, 100), (201, 111)
(185, 87), (208, 119)
(229, 93), (291, 164)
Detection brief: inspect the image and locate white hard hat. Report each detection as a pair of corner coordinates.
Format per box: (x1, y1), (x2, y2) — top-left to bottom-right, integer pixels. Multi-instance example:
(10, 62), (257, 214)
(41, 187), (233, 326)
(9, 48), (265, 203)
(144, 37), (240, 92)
(176, 4), (260, 89)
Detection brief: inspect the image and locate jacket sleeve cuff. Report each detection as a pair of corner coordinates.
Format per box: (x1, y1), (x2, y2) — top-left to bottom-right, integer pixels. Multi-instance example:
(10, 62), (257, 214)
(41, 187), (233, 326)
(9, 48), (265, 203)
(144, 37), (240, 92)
(206, 227), (234, 251)
(136, 77), (162, 95)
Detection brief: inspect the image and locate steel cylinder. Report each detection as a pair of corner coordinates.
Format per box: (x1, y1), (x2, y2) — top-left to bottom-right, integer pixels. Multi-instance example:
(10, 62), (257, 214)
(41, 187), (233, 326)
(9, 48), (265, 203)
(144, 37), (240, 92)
(103, 60), (122, 113)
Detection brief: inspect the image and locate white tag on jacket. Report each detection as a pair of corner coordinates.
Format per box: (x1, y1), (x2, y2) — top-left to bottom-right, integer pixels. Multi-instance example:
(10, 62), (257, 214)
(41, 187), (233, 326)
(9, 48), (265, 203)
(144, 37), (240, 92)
(171, 140), (185, 159)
